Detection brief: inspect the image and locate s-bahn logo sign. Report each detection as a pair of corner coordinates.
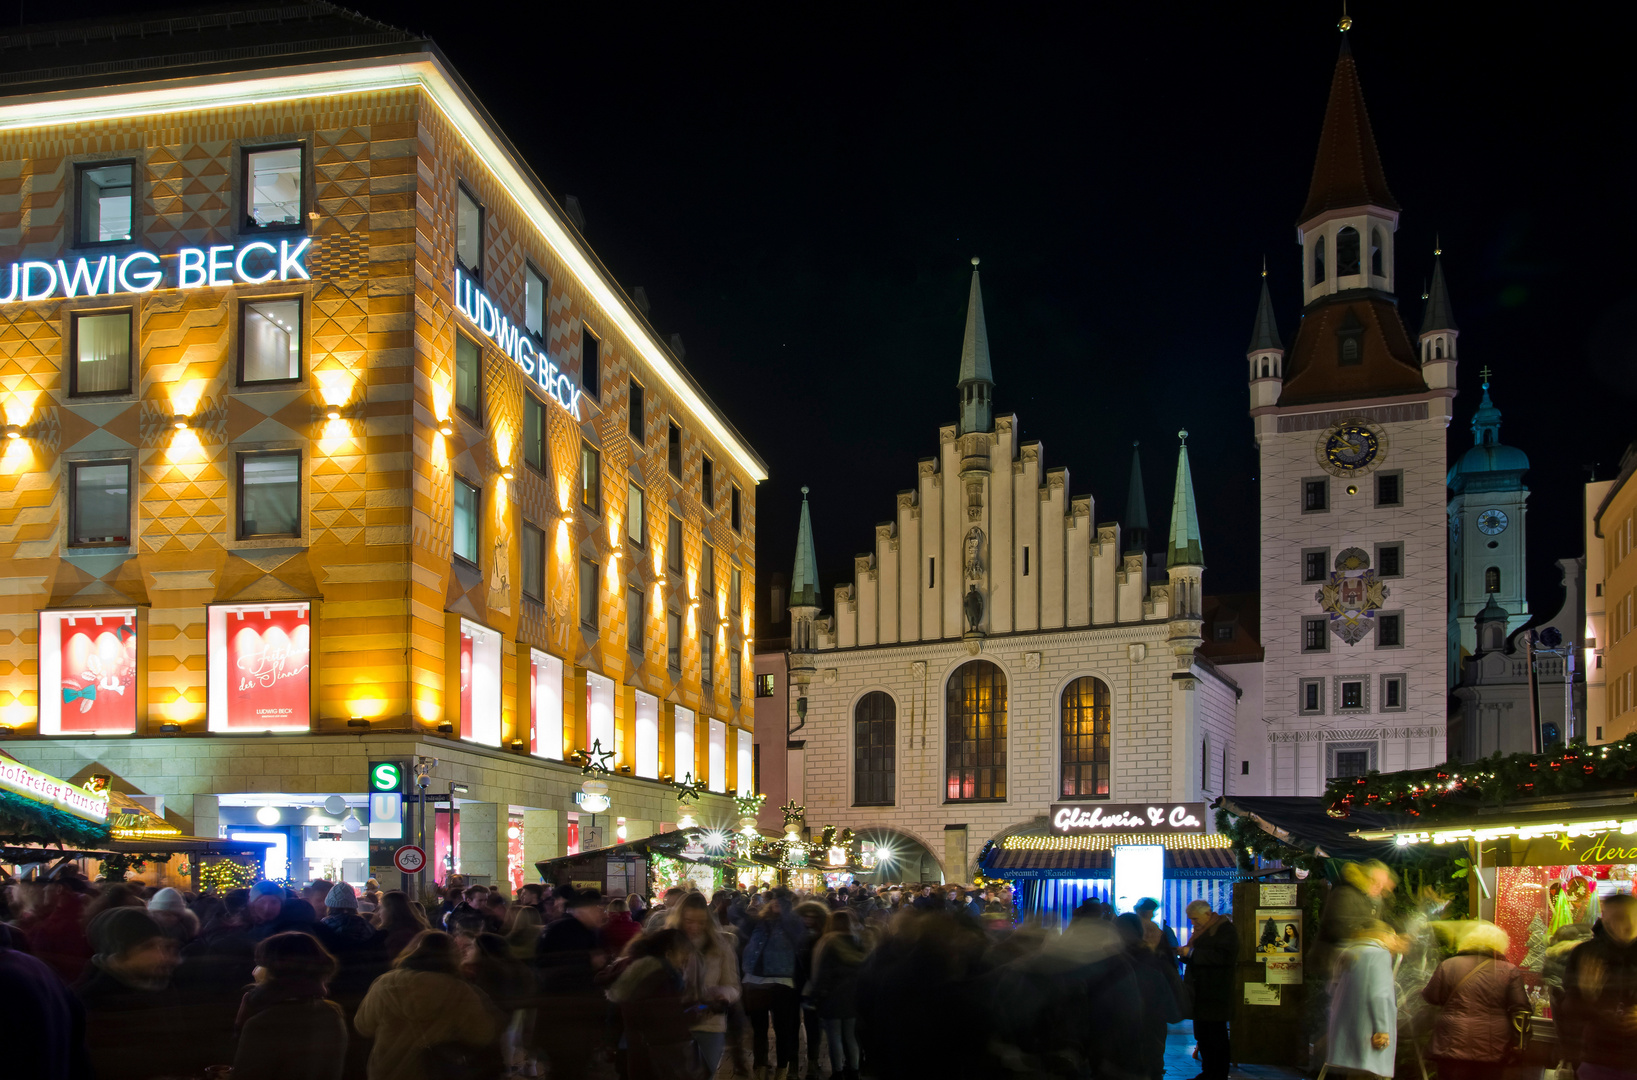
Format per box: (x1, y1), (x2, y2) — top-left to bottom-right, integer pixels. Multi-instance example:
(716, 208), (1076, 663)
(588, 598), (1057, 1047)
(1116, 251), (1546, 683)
(1050, 801), (1207, 835)
(453, 267), (583, 420)
(0, 238), (311, 303)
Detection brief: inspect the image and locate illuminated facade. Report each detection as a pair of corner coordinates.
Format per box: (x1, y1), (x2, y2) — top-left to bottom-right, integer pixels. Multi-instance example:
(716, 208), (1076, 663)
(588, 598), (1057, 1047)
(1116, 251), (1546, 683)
(0, 6), (760, 888)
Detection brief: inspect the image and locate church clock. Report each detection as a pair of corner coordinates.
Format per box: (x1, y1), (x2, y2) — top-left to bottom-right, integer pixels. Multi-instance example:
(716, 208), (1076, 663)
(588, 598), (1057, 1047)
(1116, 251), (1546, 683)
(1477, 509), (1509, 535)
(1318, 420), (1383, 476)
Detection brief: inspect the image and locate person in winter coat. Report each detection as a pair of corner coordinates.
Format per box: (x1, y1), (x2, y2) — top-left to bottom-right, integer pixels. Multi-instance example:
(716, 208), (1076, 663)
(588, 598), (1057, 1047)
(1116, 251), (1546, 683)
(76, 907), (214, 1080)
(794, 899), (830, 1080)
(0, 928), (91, 1080)
(1559, 893), (1637, 1078)
(739, 888), (807, 1079)
(231, 931), (348, 1080)
(144, 888), (199, 945)
(606, 929), (705, 1080)
(535, 886), (610, 1079)
(1115, 913), (1185, 1080)
(1179, 899), (1239, 1080)
(603, 897), (642, 956)
(376, 890), (430, 960)
(1419, 921), (1528, 1080)
(666, 893), (741, 1075)
(1326, 929), (1398, 1078)
(809, 909), (867, 1080)
(353, 930), (500, 1080)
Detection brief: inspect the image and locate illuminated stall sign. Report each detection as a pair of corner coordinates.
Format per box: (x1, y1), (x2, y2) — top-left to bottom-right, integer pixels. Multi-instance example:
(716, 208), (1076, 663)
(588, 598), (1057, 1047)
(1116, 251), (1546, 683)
(0, 238), (310, 304)
(1050, 801), (1207, 835)
(207, 602), (311, 732)
(453, 268), (582, 419)
(38, 607), (139, 736)
(0, 754), (109, 822)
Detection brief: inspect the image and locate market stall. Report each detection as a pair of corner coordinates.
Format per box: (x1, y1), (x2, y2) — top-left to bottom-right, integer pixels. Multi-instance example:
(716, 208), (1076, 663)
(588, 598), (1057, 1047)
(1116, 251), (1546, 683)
(535, 827), (726, 898)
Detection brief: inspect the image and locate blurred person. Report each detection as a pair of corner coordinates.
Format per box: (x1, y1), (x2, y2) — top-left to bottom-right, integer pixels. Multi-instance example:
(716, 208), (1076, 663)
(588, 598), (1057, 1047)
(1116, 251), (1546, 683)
(230, 931), (347, 1080)
(1325, 915), (1399, 1079)
(603, 896), (642, 955)
(1420, 921), (1528, 1080)
(1134, 897), (1179, 962)
(1560, 893), (1637, 1080)
(0, 922), (90, 1080)
(463, 932), (533, 1077)
(354, 930), (499, 1080)
(1541, 922), (1593, 1016)
(376, 889), (430, 960)
(809, 909), (867, 1080)
(1321, 860), (1399, 952)
(669, 892), (741, 1075)
(740, 888), (807, 1078)
(144, 887), (198, 944)
(304, 879), (335, 920)
(535, 886), (610, 1079)
(76, 907), (204, 1080)
(795, 899), (830, 1079)
(1179, 899), (1238, 1080)
(505, 903), (544, 962)
(1115, 913), (1185, 1080)
(19, 866), (94, 982)
(605, 929), (705, 1080)
(315, 879), (386, 1077)
(480, 891), (509, 933)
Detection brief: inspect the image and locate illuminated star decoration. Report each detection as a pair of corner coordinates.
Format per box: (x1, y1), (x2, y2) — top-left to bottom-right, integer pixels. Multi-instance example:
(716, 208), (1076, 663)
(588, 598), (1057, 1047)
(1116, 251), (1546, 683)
(1558, 833), (1573, 851)
(673, 772), (704, 805)
(577, 739), (614, 777)
(780, 801), (806, 827)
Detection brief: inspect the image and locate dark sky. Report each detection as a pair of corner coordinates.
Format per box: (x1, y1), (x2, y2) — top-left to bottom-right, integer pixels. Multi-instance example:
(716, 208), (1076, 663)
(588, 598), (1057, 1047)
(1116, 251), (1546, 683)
(71, 3), (1637, 624)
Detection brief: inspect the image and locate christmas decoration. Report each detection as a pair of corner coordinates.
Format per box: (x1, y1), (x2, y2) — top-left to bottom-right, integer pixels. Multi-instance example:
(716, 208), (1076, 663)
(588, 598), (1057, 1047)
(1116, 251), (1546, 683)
(575, 739), (614, 777)
(197, 859), (259, 895)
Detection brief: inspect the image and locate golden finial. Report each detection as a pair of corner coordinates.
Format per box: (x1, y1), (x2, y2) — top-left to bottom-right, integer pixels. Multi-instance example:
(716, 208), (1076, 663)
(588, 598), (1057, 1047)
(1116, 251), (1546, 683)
(1338, 1), (1352, 32)
(1261, 256), (1267, 278)
(1434, 233), (1442, 257)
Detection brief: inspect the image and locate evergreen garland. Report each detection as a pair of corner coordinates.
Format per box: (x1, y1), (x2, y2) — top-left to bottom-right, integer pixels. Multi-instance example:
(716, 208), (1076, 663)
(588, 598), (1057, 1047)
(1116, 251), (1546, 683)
(0, 788), (112, 849)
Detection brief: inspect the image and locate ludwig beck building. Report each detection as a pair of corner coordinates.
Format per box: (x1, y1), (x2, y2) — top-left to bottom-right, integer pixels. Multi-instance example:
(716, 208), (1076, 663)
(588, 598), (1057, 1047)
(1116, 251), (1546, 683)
(0, 4), (761, 889)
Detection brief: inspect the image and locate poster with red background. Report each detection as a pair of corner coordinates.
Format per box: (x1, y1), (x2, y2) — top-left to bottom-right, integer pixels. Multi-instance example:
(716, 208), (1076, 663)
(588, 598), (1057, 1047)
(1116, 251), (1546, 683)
(459, 630), (474, 739)
(57, 615), (137, 734)
(222, 607), (310, 730)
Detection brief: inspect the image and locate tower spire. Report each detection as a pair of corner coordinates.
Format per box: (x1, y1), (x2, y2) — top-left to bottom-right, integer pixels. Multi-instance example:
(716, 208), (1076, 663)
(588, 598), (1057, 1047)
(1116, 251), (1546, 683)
(1420, 246), (1458, 335)
(1297, 35), (1399, 225)
(1167, 431), (1203, 569)
(957, 257), (994, 434)
(1247, 273), (1283, 354)
(790, 486), (820, 609)
(1123, 441), (1149, 555)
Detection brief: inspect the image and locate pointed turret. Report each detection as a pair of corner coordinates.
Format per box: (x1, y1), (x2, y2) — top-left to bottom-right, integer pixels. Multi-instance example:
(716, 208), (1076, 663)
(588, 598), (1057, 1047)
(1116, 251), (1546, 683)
(1167, 431), (1203, 570)
(957, 257), (994, 434)
(1298, 36), (1399, 226)
(1166, 429), (1204, 658)
(1123, 442), (1149, 555)
(1420, 249), (1458, 336)
(1247, 267), (1287, 439)
(1248, 273), (1283, 355)
(790, 486), (820, 609)
(1418, 245), (1459, 390)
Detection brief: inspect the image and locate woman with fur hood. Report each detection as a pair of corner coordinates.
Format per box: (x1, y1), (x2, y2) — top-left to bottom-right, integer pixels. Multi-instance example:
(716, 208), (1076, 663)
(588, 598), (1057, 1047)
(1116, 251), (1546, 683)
(1420, 921), (1529, 1080)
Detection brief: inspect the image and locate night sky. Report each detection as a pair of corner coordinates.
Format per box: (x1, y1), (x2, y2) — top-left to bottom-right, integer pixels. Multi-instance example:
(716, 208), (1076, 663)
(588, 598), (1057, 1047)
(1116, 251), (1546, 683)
(60, 4), (1637, 625)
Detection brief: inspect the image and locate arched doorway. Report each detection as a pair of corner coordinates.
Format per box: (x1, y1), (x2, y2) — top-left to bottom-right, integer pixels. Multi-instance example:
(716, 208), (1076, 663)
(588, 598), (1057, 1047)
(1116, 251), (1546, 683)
(852, 826), (942, 885)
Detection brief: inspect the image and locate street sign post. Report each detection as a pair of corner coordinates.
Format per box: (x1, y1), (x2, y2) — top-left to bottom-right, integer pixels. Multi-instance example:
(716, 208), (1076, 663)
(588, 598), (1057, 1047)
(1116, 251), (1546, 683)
(393, 845), (426, 875)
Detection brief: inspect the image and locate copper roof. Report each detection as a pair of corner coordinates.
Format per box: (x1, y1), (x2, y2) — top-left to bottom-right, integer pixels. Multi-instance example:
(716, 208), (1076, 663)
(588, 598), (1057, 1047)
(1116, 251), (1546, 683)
(1298, 40), (1400, 225)
(1277, 296), (1426, 406)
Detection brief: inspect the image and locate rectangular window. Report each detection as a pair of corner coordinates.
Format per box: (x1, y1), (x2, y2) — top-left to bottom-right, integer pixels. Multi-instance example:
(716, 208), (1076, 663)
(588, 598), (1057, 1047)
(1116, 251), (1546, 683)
(1241, 760), (1250, 775)
(244, 145), (302, 229)
(451, 476), (479, 563)
(521, 521), (544, 601)
(1376, 471), (1402, 507)
(1381, 674), (1406, 711)
(731, 485), (742, 532)
(585, 671), (614, 757)
(1340, 680), (1364, 710)
(667, 610), (681, 670)
(1302, 478), (1329, 512)
(71, 310), (132, 396)
(668, 422), (682, 478)
(523, 395), (544, 471)
(580, 324), (600, 401)
(1302, 616), (1329, 652)
(1303, 548), (1330, 583)
(628, 380), (645, 442)
(77, 161), (134, 244)
(238, 451), (301, 539)
(1333, 750), (1370, 779)
(668, 515), (683, 574)
(240, 298), (302, 383)
(456, 185), (483, 276)
(1302, 680), (1323, 712)
(580, 443), (601, 515)
(627, 587), (644, 650)
(674, 705), (695, 782)
(530, 650), (565, 760)
(701, 543), (715, 594)
(929, 557), (936, 588)
(708, 718), (728, 793)
(1023, 546), (1030, 576)
(1376, 612), (1404, 648)
(579, 558), (599, 629)
(634, 689), (659, 780)
(1214, 624), (1233, 641)
(755, 673), (776, 697)
(454, 332), (482, 422)
(524, 265), (548, 338)
(70, 460), (131, 546)
(737, 727), (755, 796)
(731, 653), (742, 698)
(702, 457), (714, 509)
(701, 630), (714, 685)
(730, 567), (741, 614)
(627, 483), (645, 546)
(1377, 542), (1404, 578)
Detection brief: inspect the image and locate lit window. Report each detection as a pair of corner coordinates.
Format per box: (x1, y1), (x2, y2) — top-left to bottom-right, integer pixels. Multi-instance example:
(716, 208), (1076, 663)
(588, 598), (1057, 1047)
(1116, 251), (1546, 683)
(627, 483), (645, 546)
(70, 461), (130, 546)
(78, 162), (133, 244)
(244, 146), (302, 229)
(451, 477), (479, 563)
(239, 451), (301, 539)
(71, 311), (132, 396)
(1060, 676), (1110, 799)
(241, 299), (302, 383)
(946, 660), (1007, 802)
(455, 333), (482, 422)
(521, 521), (544, 601)
(755, 673), (776, 697)
(456, 186), (483, 276)
(581, 443), (601, 515)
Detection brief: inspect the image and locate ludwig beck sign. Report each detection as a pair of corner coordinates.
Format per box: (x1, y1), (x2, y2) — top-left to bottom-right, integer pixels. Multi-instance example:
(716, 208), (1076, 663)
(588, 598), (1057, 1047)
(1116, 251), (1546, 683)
(1050, 802), (1207, 835)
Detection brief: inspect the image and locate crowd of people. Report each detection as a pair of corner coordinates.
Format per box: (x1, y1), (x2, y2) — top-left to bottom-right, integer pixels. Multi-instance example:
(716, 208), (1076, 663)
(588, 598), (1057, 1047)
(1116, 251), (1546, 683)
(2, 858), (1634, 1080)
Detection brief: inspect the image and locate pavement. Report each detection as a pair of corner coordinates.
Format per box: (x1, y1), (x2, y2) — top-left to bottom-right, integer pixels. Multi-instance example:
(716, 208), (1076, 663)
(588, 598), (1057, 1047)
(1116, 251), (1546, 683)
(1164, 1021), (1309, 1080)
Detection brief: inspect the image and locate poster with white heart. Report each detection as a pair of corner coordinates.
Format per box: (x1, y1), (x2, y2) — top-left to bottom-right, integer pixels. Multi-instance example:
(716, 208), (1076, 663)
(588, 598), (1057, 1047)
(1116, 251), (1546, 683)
(39, 608), (138, 735)
(207, 602), (310, 731)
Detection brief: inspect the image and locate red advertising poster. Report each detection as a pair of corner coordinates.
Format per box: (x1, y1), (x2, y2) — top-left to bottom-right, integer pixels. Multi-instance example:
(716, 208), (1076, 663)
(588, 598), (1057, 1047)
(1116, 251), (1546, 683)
(57, 615), (137, 734)
(528, 654), (539, 755)
(222, 607), (310, 730)
(459, 630), (474, 739)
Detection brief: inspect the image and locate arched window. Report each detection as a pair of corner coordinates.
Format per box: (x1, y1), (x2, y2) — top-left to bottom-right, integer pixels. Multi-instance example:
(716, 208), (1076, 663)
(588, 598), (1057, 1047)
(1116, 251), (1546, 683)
(1485, 566), (1501, 593)
(946, 660), (1007, 801)
(1261, 359), (1269, 377)
(854, 691), (896, 807)
(1340, 337), (1360, 363)
(1060, 676), (1110, 798)
(1336, 226), (1361, 276)
(1435, 339), (1444, 359)
(1370, 228), (1384, 276)
(1312, 236), (1326, 284)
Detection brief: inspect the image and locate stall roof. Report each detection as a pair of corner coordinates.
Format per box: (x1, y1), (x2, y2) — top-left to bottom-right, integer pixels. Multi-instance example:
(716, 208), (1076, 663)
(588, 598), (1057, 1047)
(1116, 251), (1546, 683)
(1216, 795), (1411, 859)
(982, 844), (1237, 879)
(534, 828), (713, 876)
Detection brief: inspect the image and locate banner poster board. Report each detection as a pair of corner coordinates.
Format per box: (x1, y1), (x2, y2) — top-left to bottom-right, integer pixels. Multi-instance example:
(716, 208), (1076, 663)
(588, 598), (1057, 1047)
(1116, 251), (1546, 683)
(1255, 908), (1303, 985)
(39, 608), (139, 735)
(207, 602), (310, 731)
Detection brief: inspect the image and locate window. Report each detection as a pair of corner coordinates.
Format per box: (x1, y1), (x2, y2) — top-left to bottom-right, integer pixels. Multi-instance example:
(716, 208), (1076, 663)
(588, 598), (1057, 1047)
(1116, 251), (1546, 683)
(730, 567), (741, 614)
(238, 451), (301, 539)
(1214, 624), (1233, 641)
(731, 485), (742, 532)
(77, 161), (133, 244)
(1202, 736), (1211, 792)
(731, 654), (742, 698)
(581, 324), (600, 401)
(456, 185), (483, 276)
(1060, 676), (1111, 799)
(701, 543), (715, 595)
(70, 460), (130, 546)
(454, 332), (482, 422)
(71, 311), (132, 395)
(521, 521), (544, 601)
(628, 380), (645, 442)
(524, 265), (548, 338)
(1303, 549), (1330, 583)
(1303, 616), (1329, 652)
(702, 457), (715, 509)
(1336, 226), (1361, 276)
(1485, 566), (1501, 593)
(580, 443), (601, 515)
(1340, 336), (1361, 363)
(929, 557), (936, 588)
(1377, 543), (1404, 578)
(1375, 471), (1402, 507)
(1312, 235), (1326, 284)
(1333, 750), (1370, 779)
(701, 630), (714, 685)
(1376, 612), (1403, 648)
(668, 422), (682, 478)
(1381, 674), (1406, 711)
(451, 476), (479, 563)
(627, 587), (644, 649)
(1023, 547), (1030, 576)
(523, 395), (544, 471)
(668, 516), (683, 574)
(854, 691), (896, 806)
(1299, 678), (1325, 715)
(1302, 478), (1328, 512)
(627, 483), (645, 546)
(946, 659), (1007, 802)
(579, 558), (599, 629)
(756, 673), (776, 697)
(1370, 228), (1385, 277)
(244, 146), (302, 229)
(667, 610), (681, 670)
(1241, 760), (1250, 776)
(240, 299), (302, 383)
(1340, 680), (1365, 711)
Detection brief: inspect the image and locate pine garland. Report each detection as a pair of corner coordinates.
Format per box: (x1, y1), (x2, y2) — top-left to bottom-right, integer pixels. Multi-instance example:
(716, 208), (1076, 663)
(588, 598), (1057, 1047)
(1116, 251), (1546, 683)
(0, 788), (112, 848)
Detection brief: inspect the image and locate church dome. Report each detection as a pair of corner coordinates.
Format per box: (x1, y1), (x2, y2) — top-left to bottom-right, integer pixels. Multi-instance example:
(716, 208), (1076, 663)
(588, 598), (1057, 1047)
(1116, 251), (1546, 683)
(1453, 440), (1530, 477)
(1448, 378), (1528, 490)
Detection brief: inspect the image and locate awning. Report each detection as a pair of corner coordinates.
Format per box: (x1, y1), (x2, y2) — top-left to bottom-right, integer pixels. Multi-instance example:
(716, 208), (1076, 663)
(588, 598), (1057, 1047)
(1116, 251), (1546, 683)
(1215, 795), (1411, 860)
(0, 750), (111, 848)
(535, 827), (714, 876)
(982, 844), (1238, 879)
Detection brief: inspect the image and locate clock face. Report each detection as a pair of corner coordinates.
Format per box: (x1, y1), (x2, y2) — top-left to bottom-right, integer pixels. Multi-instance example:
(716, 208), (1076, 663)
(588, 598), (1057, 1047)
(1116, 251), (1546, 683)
(1478, 509), (1509, 535)
(1322, 422), (1380, 473)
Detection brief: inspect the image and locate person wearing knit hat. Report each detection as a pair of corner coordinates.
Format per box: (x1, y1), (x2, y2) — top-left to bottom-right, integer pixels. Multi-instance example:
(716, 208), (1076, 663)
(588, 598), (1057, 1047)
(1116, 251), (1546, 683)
(145, 887), (200, 945)
(324, 882), (359, 911)
(77, 907), (197, 1078)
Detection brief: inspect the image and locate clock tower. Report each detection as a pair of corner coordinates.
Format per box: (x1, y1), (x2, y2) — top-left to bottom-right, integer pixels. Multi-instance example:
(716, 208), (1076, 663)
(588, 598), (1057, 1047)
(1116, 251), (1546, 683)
(1246, 32), (1454, 795)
